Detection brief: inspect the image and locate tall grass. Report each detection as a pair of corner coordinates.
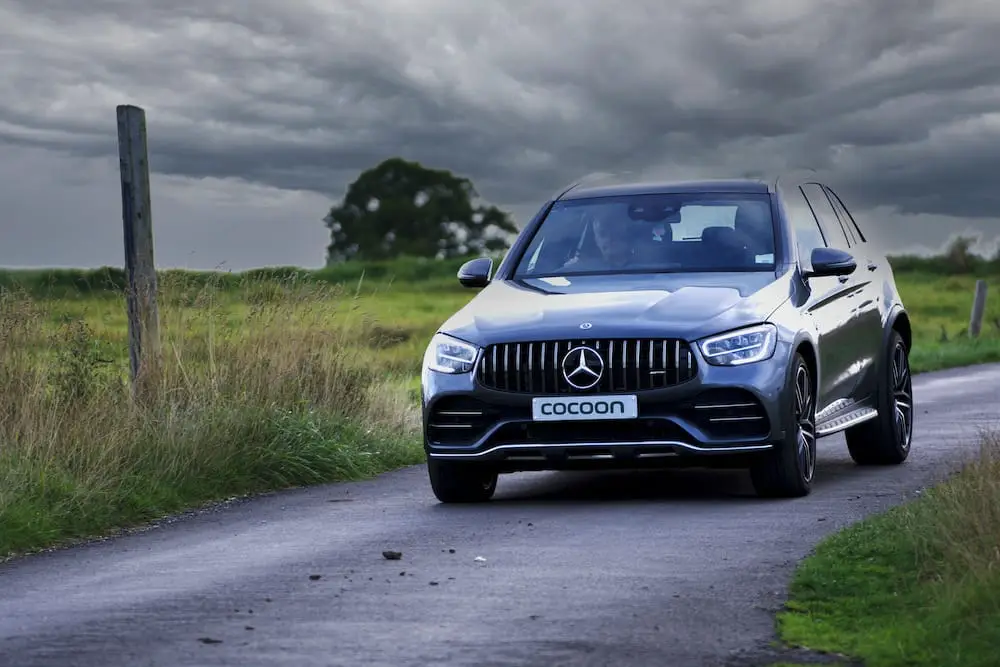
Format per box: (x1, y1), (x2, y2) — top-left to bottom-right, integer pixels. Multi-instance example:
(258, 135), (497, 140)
(905, 431), (1000, 599)
(0, 275), (423, 557)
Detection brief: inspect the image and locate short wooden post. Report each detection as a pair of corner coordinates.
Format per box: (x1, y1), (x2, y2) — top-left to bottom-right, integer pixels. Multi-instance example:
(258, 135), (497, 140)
(116, 104), (161, 394)
(969, 280), (988, 339)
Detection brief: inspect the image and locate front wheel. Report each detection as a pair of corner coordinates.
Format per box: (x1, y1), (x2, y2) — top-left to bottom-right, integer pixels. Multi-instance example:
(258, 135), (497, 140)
(845, 330), (913, 465)
(750, 353), (817, 498)
(427, 458), (498, 503)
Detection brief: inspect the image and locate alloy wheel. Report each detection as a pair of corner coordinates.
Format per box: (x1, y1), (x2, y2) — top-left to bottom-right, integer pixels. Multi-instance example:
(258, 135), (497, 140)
(892, 341), (913, 452)
(794, 363), (817, 483)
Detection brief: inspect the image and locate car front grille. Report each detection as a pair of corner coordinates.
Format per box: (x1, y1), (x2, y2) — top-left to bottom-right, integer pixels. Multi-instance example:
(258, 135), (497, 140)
(476, 338), (697, 394)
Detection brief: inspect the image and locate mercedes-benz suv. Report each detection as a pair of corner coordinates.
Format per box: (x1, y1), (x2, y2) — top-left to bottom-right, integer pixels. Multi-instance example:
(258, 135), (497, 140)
(420, 177), (914, 501)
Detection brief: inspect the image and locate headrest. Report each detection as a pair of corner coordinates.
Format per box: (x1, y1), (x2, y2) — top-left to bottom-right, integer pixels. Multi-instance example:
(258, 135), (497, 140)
(702, 226), (751, 251)
(701, 226), (739, 242)
(734, 202), (770, 232)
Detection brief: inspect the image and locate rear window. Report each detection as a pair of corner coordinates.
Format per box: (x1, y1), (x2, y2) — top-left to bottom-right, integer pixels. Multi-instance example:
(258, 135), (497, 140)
(514, 192), (776, 278)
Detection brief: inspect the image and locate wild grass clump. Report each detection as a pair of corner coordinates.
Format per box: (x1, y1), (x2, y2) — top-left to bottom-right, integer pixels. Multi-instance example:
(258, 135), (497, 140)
(903, 431), (1000, 600)
(0, 275), (422, 557)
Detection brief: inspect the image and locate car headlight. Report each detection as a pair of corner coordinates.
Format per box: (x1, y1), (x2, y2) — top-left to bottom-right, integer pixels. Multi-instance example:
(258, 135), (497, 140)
(423, 333), (479, 374)
(699, 324), (777, 366)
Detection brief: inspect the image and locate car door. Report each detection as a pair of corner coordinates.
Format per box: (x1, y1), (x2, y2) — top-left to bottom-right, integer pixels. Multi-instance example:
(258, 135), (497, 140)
(782, 184), (856, 413)
(823, 185), (885, 400)
(799, 182), (869, 407)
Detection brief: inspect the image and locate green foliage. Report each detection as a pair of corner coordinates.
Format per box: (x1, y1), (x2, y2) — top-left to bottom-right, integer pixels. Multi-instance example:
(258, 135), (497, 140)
(323, 157), (519, 262)
(887, 235), (1000, 276)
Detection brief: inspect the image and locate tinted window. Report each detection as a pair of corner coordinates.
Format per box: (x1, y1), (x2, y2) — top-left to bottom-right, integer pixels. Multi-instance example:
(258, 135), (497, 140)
(801, 183), (850, 249)
(513, 192), (777, 277)
(825, 187), (867, 243)
(782, 187), (827, 260)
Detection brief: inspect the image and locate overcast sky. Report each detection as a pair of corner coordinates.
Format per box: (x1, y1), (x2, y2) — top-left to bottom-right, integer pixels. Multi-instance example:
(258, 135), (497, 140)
(2, 0), (999, 270)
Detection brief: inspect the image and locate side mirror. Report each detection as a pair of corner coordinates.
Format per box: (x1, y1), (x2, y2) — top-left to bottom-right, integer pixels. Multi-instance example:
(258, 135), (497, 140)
(457, 257), (494, 288)
(804, 247), (857, 278)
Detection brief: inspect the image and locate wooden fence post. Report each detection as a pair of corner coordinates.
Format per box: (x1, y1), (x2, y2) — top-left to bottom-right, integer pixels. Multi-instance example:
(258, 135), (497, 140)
(969, 279), (988, 339)
(116, 104), (161, 395)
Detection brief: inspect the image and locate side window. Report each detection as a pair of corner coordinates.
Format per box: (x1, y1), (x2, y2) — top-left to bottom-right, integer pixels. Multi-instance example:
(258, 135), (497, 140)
(782, 187), (827, 261)
(801, 183), (851, 249)
(825, 187), (867, 243)
(826, 187), (858, 245)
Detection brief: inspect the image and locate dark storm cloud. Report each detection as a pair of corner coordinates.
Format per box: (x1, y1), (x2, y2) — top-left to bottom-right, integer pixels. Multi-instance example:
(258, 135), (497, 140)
(2, 0), (1000, 225)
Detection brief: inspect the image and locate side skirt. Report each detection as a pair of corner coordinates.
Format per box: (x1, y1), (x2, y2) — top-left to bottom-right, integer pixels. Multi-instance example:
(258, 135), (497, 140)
(815, 395), (879, 437)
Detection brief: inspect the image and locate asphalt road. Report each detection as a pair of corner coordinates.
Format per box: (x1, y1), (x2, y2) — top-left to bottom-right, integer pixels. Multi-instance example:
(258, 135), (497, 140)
(2, 363), (999, 667)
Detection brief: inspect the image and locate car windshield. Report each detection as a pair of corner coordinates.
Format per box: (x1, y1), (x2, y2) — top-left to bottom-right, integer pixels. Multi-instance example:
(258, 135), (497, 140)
(512, 192), (777, 278)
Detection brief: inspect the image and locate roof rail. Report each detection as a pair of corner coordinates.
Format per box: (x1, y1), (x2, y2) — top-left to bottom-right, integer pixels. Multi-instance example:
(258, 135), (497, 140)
(553, 180), (581, 200)
(773, 167), (818, 191)
(553, 170), (636, 200)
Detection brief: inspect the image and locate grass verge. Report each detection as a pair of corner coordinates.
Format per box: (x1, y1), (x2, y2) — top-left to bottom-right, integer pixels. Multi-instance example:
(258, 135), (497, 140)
(776, 433), (1000, 667)
(0, 276), (424, 558)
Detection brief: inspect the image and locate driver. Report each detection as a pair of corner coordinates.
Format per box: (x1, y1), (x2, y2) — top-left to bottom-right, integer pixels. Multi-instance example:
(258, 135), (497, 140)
(560, 208), (637, 271)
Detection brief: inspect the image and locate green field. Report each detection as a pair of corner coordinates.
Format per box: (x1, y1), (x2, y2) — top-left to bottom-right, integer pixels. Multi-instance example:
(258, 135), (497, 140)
(1, 254), (999, 663)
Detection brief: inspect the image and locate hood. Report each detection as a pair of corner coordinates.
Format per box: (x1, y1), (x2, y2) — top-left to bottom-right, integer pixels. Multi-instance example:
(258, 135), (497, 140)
(439, 270), (793, 346)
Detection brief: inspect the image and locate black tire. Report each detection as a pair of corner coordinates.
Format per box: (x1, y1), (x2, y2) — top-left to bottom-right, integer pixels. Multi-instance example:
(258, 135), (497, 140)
(750, 353), (817, 498)
(427, 458), (498, 503)
(845, 329), (913, 465)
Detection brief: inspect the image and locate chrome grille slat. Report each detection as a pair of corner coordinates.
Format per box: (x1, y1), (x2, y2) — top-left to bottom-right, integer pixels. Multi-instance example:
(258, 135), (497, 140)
(608, 341), (616, 390)
(527, 343), (534, 394)
(476, 337), (697, 394)
(540, 342), (547, 393)
(661, 341), (667, 389)
(515, 343), (521, 392)
(674, 341), (681, 384)
(648, 340), (654, 389)
(504, 344), (511, 391)
(634, 339), (641, 390)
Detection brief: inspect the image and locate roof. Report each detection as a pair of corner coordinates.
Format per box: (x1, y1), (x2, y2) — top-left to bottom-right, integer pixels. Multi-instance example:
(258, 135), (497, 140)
(557, 178), (774, 201)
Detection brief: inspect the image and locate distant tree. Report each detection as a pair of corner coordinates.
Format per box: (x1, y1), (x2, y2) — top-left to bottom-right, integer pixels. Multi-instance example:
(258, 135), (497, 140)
(323, 157), (519, 263)
(944, 235), (976, 273)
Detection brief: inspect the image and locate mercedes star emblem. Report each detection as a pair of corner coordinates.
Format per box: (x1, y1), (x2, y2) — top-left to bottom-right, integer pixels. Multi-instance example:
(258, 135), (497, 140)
(561, 346), (604, 390)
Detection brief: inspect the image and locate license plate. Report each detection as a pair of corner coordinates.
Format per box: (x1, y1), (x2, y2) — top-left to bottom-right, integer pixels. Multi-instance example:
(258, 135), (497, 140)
(531, 395), (639, 422)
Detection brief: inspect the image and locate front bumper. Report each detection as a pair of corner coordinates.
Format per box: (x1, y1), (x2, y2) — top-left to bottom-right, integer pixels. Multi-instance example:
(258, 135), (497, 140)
(421, 344), (793, 471)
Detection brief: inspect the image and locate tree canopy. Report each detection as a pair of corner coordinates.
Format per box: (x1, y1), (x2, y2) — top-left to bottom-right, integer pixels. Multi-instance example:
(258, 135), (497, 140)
(324, 157), (519, 263)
